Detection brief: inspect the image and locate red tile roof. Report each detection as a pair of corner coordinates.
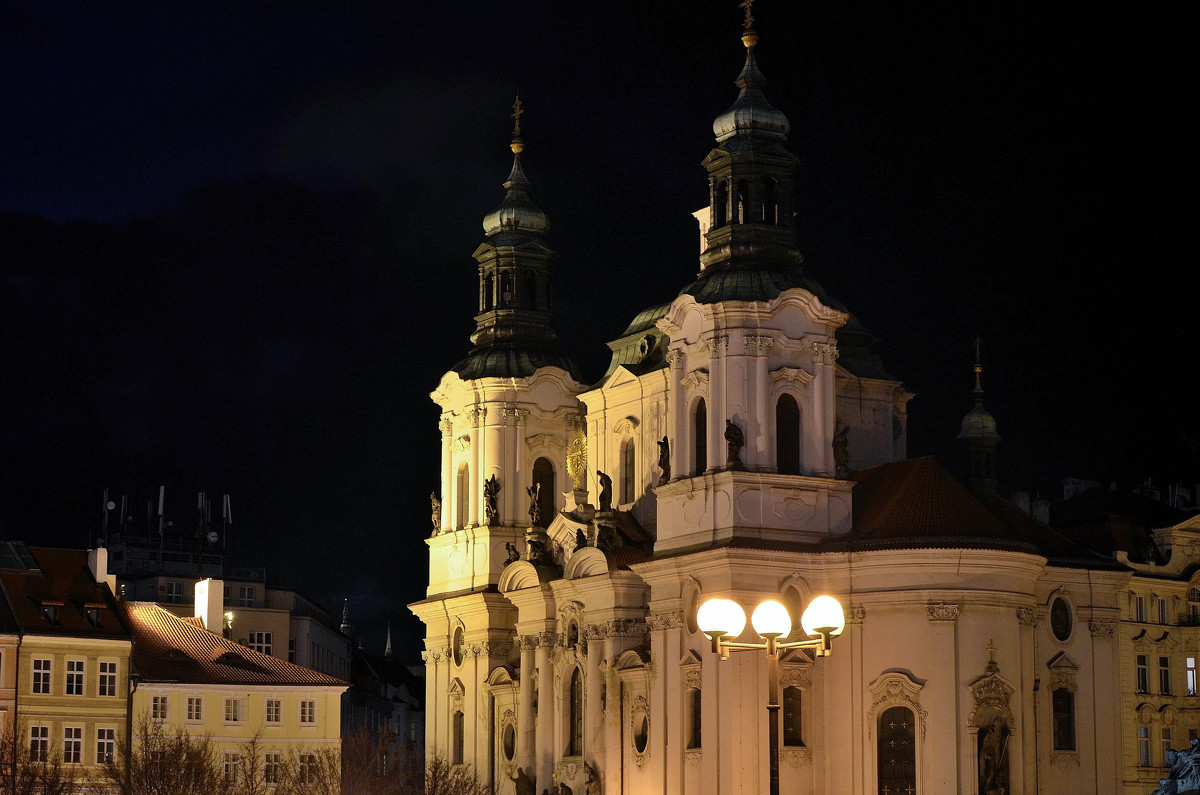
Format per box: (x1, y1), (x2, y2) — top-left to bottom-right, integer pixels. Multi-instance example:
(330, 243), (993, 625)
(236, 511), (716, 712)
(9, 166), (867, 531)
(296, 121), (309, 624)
(0, 546), (131, 638)
(121, 601), (347, 687)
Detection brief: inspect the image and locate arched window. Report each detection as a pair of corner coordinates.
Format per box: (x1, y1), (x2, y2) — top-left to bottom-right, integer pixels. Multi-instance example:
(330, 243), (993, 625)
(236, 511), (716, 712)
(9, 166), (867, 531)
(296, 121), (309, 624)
(620, 438), (636, 504)
(736, 180), (749, 223)
(714, 181), (729, 225)
(452, 710), (464, 764)
(456, 463), (469, 530)
(783, 686), (803, 747)
(1052, 689), (1075, 750)
(878, 706), (915, 795)
(687, 687), (702, 749)
(532, 457), (554, 528)
(568, 669), (583, 756)
(693, 399), (707, 476)
(776, 395), (801, 475)
(483, 274), (494, 311)
(762, 179), (778, 225)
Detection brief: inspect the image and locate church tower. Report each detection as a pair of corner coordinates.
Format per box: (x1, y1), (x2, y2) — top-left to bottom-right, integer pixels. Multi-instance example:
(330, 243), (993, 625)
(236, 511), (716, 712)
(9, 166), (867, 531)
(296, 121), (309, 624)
(957, 336), (1001, 497)
(414, 99), (586, 777)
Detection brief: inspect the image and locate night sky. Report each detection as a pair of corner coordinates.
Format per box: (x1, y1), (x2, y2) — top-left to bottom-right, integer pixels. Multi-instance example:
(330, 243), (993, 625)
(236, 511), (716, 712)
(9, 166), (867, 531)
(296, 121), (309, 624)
(1, 2), (1192, 663)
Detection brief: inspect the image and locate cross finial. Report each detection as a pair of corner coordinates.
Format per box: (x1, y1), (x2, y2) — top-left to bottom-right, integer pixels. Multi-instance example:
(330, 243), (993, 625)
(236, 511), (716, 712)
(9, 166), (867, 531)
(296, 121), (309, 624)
(511, 93), (524, 137)
(740, 0), (755, 30)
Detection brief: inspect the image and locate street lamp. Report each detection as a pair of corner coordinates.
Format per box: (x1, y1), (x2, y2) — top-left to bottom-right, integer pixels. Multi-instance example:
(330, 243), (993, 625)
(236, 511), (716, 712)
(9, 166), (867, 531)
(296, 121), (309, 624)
(697, 594), (845, 795)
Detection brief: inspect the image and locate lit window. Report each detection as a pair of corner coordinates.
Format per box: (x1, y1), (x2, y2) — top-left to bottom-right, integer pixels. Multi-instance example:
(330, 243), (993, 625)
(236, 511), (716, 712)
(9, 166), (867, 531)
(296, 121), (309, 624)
(266, 699), (282, 723)
(96, 728), (115, 763)
(249, 632), (272, 655)
(29, 726), (49, 762)
(152, 695), (169, 722)
(98, 661), (117, 696)
(1137, 655), (1150, 694)
(63, 727), (82, 763)
(300, 700), (316, 724)
(66, 660), (85, 695)
(32, 659), (52, 694)
(1187, 657), (1196, 696)
(187, 697), (203, 721)
(225, 698), (243, 723)
(1052, 689), (1075, 750)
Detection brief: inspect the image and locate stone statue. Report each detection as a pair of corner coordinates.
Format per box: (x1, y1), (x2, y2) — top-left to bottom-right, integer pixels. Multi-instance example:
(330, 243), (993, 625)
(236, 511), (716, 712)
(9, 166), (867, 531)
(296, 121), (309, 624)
(583, 761), (601, 795)
(596, 524), (616, 553)
(510, 767), (536, 795)
(505, 542), (521, 565)
(527, 482), (541, 525)
(977, 717), (1009, 795)
(484, 475), (500, 524)
(724, 419), (744, 469)
(833, 424), (850, 478)
(597, 471), (612, 512)
(528, 538), (550, 567)
(657, 436), (670, 484)
(1154, 737), (1200, 795)
(574, 528), (588, 552)
(430, 492), (441, 535)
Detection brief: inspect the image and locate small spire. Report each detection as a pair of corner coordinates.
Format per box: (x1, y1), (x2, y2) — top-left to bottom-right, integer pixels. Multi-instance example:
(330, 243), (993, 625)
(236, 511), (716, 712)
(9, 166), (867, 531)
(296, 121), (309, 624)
(973, 335), (984, 397)
(740, 0), (755, 32)
(384, 622), (393, 658)
(511, 93), (523, 138)
(340, 598), (353, 637)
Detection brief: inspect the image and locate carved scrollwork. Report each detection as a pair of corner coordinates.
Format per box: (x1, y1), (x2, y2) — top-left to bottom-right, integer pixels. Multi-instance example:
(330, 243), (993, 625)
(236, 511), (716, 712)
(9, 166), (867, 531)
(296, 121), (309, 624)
(780, 666), (812, 689)
(925, 603), (960, 622)
(781, 748), (813, 767)
(744, 335), (774, 355)
(845, 604), (866, 625)
(646, 612), (683, 631)
(683, 749), (702, 766)
(811, 341), (839, 365)
(868, 672), (928, 741)
(1016, 607), (1037, 626)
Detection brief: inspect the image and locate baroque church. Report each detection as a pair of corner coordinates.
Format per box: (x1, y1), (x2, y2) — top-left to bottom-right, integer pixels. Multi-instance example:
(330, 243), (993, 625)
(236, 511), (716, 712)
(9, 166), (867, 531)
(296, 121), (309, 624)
(409, 10), (1131, 795)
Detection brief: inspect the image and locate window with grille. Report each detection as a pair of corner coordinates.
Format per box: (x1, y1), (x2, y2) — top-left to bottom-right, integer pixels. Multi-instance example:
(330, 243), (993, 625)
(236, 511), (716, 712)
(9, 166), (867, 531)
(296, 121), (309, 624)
(32, 659), (51, 694)
(877, 707), (915, 795)
(98, 661), (117, 696)
(249, 632), (272, 655)
(29, 726), (49, 762)
(63, 727), (82, 763)
(66, 660), (85, 695)
(567, 668), (583, 756)
(96, 728), (115, 763)
(225, 698), (243, 723)
(151, 695), (169, 721)
(300, 700), (316, 724)
(266, 699), (282, 723)
(187, 697), (203, 721)
(783, 686), (804, 747)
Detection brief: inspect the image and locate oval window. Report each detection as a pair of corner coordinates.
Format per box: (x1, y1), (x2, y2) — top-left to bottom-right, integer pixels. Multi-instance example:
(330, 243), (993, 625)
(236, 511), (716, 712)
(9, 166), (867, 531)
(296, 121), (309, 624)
(633, 714), (649, 753)
(453, 627), (465, 666)
(1050, 598), (1072, 641)
(502, 723), (515, 760)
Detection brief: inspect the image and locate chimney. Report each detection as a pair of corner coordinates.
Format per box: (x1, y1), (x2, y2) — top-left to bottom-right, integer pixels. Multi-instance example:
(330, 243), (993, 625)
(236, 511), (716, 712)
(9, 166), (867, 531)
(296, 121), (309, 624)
(1032, 499), (1051, 525)
(195, 578), (225, 633)
(88, 547), (107, 583)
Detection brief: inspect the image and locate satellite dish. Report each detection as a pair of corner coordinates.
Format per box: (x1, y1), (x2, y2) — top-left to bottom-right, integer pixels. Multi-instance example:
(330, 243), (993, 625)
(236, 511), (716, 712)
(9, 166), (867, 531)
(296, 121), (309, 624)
(207, 531), (220, 544)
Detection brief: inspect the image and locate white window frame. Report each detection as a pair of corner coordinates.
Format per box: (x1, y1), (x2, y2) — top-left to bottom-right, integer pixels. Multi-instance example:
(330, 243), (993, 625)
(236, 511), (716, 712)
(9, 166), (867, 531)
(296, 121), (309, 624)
(265, 698), (282, 724)
(29, 725), (49, 762)
(96, 728), (116, 764)
(98, 661), (117, 696)
(187, 696), (204, 722)
(151, 695), (169, 722)
(66, 659), (85, 695)
(224, 697), (244, 723)
(249, 631), (272, 656)
(223, 752), (240, 783)
(299, 699), (317, 725)
(32, 658), (52, 694)
(63, 726), (82, 764)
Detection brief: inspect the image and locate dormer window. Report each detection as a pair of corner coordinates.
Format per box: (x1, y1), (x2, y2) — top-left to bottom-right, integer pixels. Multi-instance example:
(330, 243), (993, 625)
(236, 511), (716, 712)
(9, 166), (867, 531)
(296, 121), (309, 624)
(86, 606), (102, 628)
(40, 601), (61, 625)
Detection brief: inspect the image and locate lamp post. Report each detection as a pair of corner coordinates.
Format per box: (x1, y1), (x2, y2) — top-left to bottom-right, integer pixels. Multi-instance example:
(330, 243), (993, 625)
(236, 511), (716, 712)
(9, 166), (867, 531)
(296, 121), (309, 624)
(697, 595), (845, 795)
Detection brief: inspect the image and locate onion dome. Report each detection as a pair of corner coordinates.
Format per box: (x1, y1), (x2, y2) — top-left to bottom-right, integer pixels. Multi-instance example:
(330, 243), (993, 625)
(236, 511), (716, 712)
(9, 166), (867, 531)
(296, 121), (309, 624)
(482, 98), (549, 237)
(712, 29), (791, 144)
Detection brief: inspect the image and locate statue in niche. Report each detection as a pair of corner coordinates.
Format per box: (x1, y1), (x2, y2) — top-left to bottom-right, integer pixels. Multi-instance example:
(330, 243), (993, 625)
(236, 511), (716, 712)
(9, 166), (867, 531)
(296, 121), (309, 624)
(504, 542), (521, 566)
(1154, 737), (1200, 794)
(597, 471), (612, 512)
(833, 423), (851, 479)
(725, 419), (744, 469)
(510, 767), (536, 795)
(527, 482), (541, 525)
(429, 493), (441, 535)
(582, 762), (601, 795)
(977, 716), (1010, 795)
(574, 528), (588, 552)
(657, 436), (671, 484)
(483, 475), (500, 524)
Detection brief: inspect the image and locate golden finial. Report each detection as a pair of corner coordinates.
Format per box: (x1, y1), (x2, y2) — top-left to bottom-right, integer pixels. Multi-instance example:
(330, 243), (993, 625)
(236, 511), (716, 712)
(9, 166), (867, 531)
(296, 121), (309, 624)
(740, 0), (755, 31)
(511, 93), (524, 137)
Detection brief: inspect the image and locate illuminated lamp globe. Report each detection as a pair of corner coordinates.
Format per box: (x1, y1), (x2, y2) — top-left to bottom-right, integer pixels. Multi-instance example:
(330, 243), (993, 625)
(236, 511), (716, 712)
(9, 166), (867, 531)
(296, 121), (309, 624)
(751, 599), (792, 638)
(697, 598), (747, 639)
(800, 595), (845, 638)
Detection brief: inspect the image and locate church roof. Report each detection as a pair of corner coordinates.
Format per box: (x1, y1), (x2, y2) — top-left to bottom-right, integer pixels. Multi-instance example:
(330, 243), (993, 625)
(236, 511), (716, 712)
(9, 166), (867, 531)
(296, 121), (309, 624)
(453, 344), (583, 382)
(121, 600), (347, 687)
(833, 457), (1128, 571)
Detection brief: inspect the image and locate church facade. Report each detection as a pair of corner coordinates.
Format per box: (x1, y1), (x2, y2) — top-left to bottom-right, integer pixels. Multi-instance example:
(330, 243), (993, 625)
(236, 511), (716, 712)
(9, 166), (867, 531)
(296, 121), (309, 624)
(410, 15), (1130, 795)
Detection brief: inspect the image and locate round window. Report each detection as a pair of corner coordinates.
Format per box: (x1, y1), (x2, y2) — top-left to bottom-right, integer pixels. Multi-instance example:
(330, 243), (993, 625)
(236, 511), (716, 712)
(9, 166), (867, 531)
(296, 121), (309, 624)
(502, 723), (515, 761)
(633, 714), (649, 753)
(453, 627), (465, 666)
(1050, 597), (1072, 641)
